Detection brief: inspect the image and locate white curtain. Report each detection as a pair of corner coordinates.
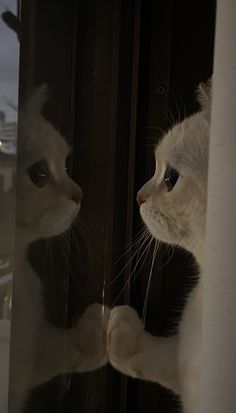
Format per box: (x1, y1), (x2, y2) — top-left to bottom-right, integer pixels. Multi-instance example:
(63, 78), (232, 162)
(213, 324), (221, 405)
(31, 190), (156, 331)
(200, 1), (236, 412)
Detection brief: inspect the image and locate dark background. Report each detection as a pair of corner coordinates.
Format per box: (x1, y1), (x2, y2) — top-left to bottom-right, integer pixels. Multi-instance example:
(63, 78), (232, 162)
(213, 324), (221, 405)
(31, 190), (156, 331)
(15, 0), (216, 411)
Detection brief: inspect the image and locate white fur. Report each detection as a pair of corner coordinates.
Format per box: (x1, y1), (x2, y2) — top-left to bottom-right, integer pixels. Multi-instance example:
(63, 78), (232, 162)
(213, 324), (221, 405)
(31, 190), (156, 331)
(10, 87), (109, 413)
(107, 81), (211, 413)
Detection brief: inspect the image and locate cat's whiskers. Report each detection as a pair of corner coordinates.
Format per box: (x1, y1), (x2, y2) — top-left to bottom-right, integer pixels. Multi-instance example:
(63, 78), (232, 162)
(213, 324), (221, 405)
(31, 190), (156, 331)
(56, 233), (71, 269)
(142, 239), (159, 325)
(146, 126), (165, 138)
(177, 93), (187, 120)
(66, 218), (91, 261)
(173, 97), (182, 124)
(131, 235), (153, 285)
(110, 229), (150, 287)
(48, 238), (53, 272)
(71, 216), (90, 245)
(161, 107), (176, 129)
(70, 224), (89, 253)
(161, 89), (187, 128)
(112, 233), (153, 306)
(172, 90), (187, 122)
(146, 125), (164, 131)
(138, 127), (166, 149)
(160, 244), (175, 270)
(169, 91), (183, 124)
(47, 238), (61, 306)
(111, 227), (148, 271)
(54, 232), (86, 294)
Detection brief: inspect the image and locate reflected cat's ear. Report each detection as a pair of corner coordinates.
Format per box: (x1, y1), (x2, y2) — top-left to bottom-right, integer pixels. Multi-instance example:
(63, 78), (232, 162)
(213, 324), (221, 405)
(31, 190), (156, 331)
(1, 11), (21, 40)
(26, 84), (49, 115)
(196, 78), (212, 116)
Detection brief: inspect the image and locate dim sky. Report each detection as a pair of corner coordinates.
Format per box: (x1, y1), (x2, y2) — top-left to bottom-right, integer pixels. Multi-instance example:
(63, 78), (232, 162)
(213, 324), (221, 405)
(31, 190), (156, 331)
(0, 0), (19, 121)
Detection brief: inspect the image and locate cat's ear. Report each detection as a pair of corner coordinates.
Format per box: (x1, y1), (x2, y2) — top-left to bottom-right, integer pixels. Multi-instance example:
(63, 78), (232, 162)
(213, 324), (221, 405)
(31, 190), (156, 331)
(196, 78), (212, 116)
(26, 84), (49, 115)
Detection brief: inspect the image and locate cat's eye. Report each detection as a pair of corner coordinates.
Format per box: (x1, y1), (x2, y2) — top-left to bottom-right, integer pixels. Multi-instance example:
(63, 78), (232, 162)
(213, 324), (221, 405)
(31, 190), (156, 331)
(164, 166), (179, 192)
(27, 159), (49, 188)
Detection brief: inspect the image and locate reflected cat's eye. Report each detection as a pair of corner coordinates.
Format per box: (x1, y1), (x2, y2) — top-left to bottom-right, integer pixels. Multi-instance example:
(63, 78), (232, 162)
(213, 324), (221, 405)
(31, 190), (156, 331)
(164, 166), (179, 192)
(27, 159), (49, 188)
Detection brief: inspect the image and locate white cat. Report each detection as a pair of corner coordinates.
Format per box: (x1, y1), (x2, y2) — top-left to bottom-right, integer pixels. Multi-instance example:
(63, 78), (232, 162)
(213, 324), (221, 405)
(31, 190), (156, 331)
(9, 86), (109, 413)
(107, 80), (211, 413)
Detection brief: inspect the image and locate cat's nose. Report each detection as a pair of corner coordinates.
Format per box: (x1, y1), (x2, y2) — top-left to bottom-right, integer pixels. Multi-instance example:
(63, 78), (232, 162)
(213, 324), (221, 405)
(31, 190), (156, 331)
(71, 188), (83, 204)
(136, 192), (146, 206)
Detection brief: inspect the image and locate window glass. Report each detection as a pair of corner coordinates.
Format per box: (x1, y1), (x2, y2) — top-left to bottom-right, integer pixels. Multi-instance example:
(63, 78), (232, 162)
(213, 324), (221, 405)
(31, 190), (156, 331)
(1, 1), (216, 412)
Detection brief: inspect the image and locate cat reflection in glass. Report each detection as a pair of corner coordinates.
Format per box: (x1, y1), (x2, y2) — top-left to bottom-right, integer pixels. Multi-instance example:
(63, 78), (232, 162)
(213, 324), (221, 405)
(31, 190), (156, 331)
(10, 86), (109, 413)
(108, 81), (211, 413)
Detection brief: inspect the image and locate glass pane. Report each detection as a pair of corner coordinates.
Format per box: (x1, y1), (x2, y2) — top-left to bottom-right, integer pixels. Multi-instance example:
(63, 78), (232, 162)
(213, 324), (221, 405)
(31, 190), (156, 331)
(5, 1), (215, 412)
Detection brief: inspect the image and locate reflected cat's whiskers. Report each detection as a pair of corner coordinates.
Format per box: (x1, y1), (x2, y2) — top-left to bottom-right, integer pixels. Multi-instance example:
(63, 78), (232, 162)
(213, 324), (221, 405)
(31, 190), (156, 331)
(48, 238), (60, 306)
(70, 225), (89, 254)
(48, 238), (53, 272)
(72, 217), (90, 246)
(57, 234), (71, 269)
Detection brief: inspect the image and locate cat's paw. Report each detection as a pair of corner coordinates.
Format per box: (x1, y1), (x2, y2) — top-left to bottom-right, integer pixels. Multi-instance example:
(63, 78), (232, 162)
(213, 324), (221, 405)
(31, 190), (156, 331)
(71, 303), (110, 371)
(107, 306), (144, 366)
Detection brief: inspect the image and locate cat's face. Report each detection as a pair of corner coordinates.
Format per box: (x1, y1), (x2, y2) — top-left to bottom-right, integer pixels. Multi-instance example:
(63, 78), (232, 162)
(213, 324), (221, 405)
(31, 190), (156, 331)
(137, 82), (211, 256)
(17, 86), (82, 241)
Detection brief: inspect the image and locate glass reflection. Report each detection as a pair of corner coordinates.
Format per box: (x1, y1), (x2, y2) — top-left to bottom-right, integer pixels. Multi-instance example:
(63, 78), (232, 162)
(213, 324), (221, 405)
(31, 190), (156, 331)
(0, 6), (109, 412)
(9, 81), (109, 412)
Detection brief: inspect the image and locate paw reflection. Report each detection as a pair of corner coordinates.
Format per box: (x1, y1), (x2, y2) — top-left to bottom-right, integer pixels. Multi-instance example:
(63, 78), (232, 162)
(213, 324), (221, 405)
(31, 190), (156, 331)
(107, 306), (144, 363)
(71, 303), (110, 371)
